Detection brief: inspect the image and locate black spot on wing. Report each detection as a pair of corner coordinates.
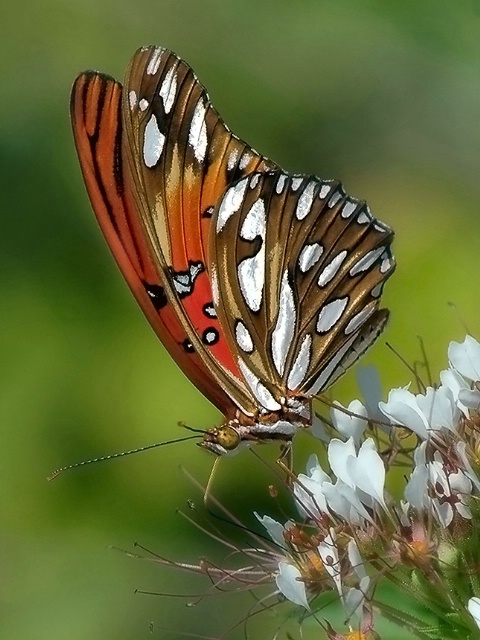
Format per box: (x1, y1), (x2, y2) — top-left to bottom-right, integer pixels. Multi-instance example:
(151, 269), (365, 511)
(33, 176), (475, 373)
(144, 282), (168, 310)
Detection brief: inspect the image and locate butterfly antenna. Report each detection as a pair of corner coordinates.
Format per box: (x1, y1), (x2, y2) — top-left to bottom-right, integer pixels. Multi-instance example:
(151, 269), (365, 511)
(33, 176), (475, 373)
(48, 434), (202, 481)
(177, 421), (207, 435)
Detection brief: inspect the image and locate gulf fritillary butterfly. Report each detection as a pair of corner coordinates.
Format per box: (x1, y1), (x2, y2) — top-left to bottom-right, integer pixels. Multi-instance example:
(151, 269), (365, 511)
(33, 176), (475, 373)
(71, 46), (395, 456)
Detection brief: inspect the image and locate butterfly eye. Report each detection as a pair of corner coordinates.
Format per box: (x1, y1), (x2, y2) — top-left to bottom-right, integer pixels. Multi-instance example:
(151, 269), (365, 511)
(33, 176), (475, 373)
(203, 425), (241, 452)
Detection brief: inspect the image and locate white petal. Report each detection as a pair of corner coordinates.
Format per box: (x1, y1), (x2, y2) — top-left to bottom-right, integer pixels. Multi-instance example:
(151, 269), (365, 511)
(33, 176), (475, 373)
(379, 387), (429, 439)
(254, 513), (288, 549)
(468, 597), (480, 629)
(349, 439), (387, 509)
(440, 367), (470, 416)
(448, 335), (480, 382)
(347, 539), (366, 580)
(276, 562), (309, 609)
(456, 441), (480, 490)
(305, 454), (330, 483)
(331, 399), (367, 444)
(404, 441), (429, 510)
(459, 388), (480, 410)
(416, 386), (460, 432)
(323, 480), (373, 525)
(294, 474), (329, 519)
(328, 437), (357, 487)
(318, 530), (342, 596)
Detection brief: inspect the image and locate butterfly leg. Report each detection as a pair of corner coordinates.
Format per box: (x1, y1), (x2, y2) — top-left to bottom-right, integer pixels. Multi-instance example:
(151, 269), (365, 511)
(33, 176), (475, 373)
(276, 443), (295, 487)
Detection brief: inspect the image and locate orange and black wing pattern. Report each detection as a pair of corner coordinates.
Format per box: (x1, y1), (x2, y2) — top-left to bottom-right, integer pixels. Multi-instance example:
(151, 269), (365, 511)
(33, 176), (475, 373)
(71, 47), (277, 417)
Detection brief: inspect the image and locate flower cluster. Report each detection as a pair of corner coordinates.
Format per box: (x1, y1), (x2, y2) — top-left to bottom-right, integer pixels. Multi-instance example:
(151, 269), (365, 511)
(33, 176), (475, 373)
(148, 336), (480, 639)
(252, 335), (480, 638)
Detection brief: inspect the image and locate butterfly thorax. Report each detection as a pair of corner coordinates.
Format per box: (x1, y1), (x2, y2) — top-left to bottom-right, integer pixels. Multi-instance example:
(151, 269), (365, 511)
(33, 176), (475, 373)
(200, 399), (312, 456)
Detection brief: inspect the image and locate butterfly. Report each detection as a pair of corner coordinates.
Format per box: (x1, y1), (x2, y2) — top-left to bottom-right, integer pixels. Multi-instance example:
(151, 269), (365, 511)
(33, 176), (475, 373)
(71, 45), (395, 456)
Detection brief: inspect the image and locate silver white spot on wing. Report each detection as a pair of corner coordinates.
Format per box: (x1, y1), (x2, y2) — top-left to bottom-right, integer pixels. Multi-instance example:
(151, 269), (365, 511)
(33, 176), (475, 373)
(146, 47), (164, 75)
(349, 247), (384, 276)
(188, 98), (208, 163)
(319, 184), (332, 199)
(128, 90), (137, 110)
(238, 358), (281, 412)
(344, 302), (376, 335)
(239, 152), (252, 170)
(316, 297), (349, 333)
(159, 66), (177, 114)
(250, 174), (260, 189)
(240, 198), (266, 241)
(295, 181), (316, 220)
(291, 177), (303, 191)
(380, 253), (392, 273)
(276, 174), (287, 194)
(317, 250), (347, 287)
(216, 178), (249, 232)
(143, 114), (165, 168)
(342, 200), (357, 218)
(139, 98), (149, 111)
(357, 210), (371, 224)
(235, 321), (254, 353)
(287, 334), (312, 391)
(272, 271), (296, 377)
(238, 199), (266, 312)
(298, 243), (323, 273)
(371, 282), (384, 298)
(227, 148), (239, 171)
(328, 190), (342, 208)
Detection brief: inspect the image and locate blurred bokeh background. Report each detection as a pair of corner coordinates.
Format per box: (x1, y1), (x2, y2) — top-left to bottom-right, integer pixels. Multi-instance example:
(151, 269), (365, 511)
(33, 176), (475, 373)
(2, 1), (480, 638)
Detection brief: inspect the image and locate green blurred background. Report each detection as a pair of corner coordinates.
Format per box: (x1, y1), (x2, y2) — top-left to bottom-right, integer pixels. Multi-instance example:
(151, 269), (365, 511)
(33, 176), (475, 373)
(2, 1), (480, 638)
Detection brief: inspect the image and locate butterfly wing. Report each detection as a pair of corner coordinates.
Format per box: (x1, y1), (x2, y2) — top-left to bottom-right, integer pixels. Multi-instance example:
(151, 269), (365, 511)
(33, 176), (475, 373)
(70, 71), (237, 416)
(121, 46), (278, 416)
(210, 171), (395, 412)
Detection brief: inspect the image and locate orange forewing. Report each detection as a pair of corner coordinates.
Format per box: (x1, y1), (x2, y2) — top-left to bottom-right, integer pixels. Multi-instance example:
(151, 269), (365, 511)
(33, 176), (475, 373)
(70, 71), (236, 416)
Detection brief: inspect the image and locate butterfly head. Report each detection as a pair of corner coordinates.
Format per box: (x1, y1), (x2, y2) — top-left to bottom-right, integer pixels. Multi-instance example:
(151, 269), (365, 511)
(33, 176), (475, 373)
(199, 406), (309, 456)
(199, 423), (243, 456)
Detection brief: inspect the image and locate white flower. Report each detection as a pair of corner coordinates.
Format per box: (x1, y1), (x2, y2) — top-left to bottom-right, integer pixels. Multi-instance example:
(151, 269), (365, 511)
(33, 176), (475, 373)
(379, 385), (460, 438)
(328, 437), (387, 510)
(448, 336), (480, 382)
(468, 596), (480, 629)
(276, 562), (309, 609)
(331, 399), (368, 444)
